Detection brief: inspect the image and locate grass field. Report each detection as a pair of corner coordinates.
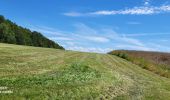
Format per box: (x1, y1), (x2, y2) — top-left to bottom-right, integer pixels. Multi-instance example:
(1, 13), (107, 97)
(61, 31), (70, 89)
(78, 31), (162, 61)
(0, 43), (170, 100)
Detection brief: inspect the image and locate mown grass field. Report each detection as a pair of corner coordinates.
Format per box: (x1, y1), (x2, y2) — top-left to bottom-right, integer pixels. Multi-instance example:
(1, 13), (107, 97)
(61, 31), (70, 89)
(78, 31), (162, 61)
(0, 43), (170, 100)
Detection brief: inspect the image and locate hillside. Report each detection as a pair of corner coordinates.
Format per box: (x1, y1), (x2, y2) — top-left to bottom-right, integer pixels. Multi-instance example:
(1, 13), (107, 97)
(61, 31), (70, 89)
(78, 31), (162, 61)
(109, 50), (170, 78)
(0, 15), (64, 49)
(0, 43), (170, 100)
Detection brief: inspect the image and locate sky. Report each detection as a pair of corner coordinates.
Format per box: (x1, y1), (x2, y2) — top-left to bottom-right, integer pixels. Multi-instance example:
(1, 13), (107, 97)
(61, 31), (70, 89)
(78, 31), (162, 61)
(0, 0), (170, 53)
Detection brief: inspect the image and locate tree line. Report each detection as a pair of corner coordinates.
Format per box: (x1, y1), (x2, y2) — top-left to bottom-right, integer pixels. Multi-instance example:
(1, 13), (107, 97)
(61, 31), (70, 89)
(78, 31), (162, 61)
(0, 15), (64, 49)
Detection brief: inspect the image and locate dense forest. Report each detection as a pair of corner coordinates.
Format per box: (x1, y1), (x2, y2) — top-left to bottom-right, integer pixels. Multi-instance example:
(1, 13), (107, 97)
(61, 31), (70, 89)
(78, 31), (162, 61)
(0, 15), (64, 49)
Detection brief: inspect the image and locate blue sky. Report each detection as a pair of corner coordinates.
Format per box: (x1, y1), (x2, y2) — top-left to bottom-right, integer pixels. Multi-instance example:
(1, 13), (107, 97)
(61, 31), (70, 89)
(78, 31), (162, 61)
(0, 0), (170, 53)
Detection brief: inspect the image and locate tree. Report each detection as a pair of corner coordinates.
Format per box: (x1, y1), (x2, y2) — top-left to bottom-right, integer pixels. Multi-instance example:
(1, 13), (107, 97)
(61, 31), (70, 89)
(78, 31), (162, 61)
(0, 15), (5, 23)
(0, 23), (16, 43)
(0, 15), (64, 49)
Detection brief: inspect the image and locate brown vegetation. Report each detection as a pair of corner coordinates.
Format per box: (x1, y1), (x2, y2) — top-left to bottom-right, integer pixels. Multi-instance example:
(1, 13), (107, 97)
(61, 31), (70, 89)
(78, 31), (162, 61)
(108, 50), (170, 78)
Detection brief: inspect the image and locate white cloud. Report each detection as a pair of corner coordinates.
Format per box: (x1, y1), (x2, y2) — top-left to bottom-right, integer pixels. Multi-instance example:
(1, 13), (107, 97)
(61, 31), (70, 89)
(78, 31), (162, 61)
(92, 7), (155, 15)
(72, 23), (110, 43)
(84, 36), (110, 43)
(122, 37), (144, 46)
(74, 23), (98, 34)
(64, 5), (170, 16)
(29, 23), (170, 53)
(160, 5), (170, 11)
(144, 2), (149, 6)
(28, 25), (66, 36)
(67, 46), (113, 53)
(72, 24), (151, 52)
(91, 6), (157, 15)
(146, 43), (170, 52)
(65, 42), (76, 46)
(72, 24), (144, 45)
(144, 0), (150, 6)
(69, 24), (151, 52)
(101, 29), (144, 46)
(63, 12), (83, 17)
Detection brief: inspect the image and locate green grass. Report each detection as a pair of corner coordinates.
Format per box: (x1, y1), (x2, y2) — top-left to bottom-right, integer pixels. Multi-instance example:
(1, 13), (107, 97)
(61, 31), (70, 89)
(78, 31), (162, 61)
(0, 43), (170, 100)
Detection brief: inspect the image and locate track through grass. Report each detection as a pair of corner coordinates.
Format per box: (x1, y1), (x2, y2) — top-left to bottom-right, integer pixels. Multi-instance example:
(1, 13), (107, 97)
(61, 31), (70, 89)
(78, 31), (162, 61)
(0, 43), (170, 100)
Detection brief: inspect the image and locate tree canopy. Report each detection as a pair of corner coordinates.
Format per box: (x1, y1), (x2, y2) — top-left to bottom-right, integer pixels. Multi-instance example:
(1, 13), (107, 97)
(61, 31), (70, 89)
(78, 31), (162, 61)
(0, 15), (64, 49)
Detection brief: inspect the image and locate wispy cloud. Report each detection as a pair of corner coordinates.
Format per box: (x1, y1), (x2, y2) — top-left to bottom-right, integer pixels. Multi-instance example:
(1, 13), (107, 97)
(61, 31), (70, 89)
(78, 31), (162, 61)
(123, 33), (170, 37)
(28, 23), (170, 53)
(65, 42), (76, 46)
(64, 5), (170, 17)
(49, 37), (73, 41)
(67, 46), (113, 53)
(146, 43), (170, 52)
(84, 36), (110, 43)
(73, 23), (144, 46)
(101, 29), (145, 46)
(63, 12), (84, 17)
(28, 25), (66, 36)
(144, 0), (150, 6)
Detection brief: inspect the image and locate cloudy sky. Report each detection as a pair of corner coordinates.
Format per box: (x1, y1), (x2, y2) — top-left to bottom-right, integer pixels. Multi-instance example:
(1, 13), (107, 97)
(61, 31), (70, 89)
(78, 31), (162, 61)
(0, 0), (170, 53)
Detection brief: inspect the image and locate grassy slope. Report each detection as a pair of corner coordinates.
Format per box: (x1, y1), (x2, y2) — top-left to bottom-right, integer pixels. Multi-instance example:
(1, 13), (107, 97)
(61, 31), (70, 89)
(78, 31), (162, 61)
(0, 43), (170, 100)
(109, 50), (170, 78)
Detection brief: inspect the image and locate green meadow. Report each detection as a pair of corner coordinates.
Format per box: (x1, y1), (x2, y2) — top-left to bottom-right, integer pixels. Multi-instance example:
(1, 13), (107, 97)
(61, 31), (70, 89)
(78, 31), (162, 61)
(0, 43), (170, 100)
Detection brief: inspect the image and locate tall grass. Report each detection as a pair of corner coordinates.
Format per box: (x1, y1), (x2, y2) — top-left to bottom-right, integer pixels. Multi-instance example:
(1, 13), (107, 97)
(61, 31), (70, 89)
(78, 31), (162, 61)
(109, 51), (170, 78)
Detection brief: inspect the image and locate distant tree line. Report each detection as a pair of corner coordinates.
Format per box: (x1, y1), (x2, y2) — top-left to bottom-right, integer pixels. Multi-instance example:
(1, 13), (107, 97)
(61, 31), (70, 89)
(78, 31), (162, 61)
(0, 15), (64, 49)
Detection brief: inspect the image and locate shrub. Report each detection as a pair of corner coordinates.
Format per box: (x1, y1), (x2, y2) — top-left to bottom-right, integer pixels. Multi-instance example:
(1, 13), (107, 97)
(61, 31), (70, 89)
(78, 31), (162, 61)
(109, 50), (170, 78)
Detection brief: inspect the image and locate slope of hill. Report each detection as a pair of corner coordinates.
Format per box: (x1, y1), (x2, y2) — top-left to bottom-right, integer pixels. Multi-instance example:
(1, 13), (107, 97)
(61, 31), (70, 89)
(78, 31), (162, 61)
(0, 43), (170, 100)
(108, 50), (170, 78)
(0, 15), (64, 49)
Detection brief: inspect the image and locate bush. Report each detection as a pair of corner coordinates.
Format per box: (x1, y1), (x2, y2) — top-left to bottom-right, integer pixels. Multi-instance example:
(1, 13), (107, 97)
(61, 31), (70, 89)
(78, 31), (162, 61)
(113, 52), (129, 60)
(109, 51), (170, 78)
